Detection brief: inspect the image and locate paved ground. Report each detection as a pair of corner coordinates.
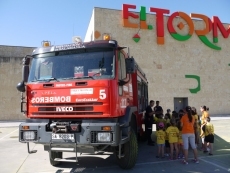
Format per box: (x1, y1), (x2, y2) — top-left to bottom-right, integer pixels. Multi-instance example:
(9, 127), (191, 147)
(0, 118), (230, 173)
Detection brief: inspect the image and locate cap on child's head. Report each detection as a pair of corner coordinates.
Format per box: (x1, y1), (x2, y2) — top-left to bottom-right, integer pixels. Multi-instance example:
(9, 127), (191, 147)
(158, 122), (164, 128)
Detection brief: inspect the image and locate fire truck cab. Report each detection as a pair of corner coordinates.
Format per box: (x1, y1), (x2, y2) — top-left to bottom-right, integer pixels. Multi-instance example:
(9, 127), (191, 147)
(17, 36), (148, 169)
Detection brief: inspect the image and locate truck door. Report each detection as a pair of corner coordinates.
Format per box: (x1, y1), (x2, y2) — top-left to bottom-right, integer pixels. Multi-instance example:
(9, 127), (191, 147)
(118, 51), (132, 114)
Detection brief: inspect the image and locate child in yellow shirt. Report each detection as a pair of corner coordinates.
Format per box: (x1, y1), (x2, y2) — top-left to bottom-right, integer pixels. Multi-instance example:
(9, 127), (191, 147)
(154, 114), (166, 131)
(202, 117), (214, 155)
(155, 122), (166, 158)
(166, 120), (179, 160)
(177, 121), (184, 159)
(164, 113), (171, 124)
(164, 123), (171, 157)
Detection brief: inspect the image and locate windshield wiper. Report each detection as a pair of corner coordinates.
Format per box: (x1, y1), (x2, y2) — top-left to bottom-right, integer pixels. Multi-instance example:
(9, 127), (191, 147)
(62, 76), (95, 80)
(32, 77), (59, 82)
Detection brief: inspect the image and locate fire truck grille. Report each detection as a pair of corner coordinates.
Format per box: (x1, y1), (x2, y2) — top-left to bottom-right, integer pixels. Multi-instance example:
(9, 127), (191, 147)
(31, 102), (104, 116)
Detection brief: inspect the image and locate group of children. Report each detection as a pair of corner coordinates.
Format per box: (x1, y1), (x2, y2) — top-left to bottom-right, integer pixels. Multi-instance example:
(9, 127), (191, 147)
(154, 115), (183, 160)
(153, 107), (214, 159)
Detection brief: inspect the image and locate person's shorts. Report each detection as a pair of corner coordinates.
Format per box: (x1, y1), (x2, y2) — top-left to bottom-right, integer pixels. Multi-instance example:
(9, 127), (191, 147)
(182, 133), (196, 150)
(204, 134), (214, 143)
(157, 144), (165, 147)
(165, 140), (170, 148)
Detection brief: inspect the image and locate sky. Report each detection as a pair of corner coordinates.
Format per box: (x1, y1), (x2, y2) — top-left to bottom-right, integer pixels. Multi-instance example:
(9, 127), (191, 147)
(0, 0), (229, 47)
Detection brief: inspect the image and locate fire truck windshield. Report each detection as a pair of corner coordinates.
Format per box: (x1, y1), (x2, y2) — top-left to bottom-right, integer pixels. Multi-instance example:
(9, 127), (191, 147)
(28, 48), (115, 82)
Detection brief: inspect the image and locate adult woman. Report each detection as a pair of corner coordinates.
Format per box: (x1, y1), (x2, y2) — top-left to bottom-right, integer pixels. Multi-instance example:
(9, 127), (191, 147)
(200, 106), (209, 125)
(191, 107), (200, 146)
(180, 106), (199, 164)
(200, 106), (210, 150)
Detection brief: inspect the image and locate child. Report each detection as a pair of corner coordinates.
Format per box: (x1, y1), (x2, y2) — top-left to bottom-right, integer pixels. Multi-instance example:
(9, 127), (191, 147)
(202, 117), (214, 155)
(178, 109), (184, 121)
(171, 111), (178, 123)
(155, 122), (166, 158)
(166, 120), (179, 160)
(192, 107), (200, 147)
(164, 113), (171, 124)
(154, 114), (166, 131)
(164, 123), (171, 157)
(165, 109), (172, 119)
(177, 121), (184, 159)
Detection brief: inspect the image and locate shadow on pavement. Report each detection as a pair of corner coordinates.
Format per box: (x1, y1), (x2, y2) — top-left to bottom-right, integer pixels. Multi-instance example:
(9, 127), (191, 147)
(51, 132), (230, 173)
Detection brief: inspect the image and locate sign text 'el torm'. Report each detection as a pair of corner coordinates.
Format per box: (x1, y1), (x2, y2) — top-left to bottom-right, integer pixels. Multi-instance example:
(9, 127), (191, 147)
(122, 4), (230, 50)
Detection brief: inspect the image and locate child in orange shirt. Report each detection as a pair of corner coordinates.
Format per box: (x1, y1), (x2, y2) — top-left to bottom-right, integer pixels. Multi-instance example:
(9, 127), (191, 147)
(155, 122), (166, 158)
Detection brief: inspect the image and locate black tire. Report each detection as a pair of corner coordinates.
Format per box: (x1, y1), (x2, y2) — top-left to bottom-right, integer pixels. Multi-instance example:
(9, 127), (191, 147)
(49, 151), (62, 166)
(116, 129), (138, 169)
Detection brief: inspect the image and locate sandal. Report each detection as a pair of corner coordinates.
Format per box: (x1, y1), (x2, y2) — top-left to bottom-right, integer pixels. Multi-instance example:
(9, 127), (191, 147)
(182, 160), (188, 165)
(192, 159), (199, 164)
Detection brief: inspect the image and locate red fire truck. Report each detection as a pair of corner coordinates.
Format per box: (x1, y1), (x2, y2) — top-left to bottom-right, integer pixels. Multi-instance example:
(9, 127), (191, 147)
(17, 35), (148, 169)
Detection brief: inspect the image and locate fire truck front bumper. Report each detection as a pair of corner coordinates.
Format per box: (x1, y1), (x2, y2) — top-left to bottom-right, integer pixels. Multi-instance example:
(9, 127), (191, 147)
(19, 119), (129, 147)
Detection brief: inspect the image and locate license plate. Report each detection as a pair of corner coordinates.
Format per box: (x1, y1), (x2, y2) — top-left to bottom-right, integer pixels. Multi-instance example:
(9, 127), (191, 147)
(52, 133), (74, 140)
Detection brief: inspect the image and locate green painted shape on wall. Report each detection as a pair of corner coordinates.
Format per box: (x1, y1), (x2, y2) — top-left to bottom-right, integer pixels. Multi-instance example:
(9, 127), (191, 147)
(140, 6), (146, 21)
(133, 37), (140, 43)
(198, 36), (221, 50)
(185, 75), (201, 94)
(213, 37), (218, 43)
(170, 33), (191, 41)
(148, 25), (153, 30)
(229, 63), (230, 66)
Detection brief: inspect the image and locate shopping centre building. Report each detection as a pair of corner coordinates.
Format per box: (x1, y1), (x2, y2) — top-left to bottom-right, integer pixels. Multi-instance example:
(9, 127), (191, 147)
(84, 4), (230, 115)
(0, 4), (229, 120)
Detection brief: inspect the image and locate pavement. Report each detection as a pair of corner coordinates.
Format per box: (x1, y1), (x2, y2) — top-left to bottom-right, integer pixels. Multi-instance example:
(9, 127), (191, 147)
(0, 117), (230, 173)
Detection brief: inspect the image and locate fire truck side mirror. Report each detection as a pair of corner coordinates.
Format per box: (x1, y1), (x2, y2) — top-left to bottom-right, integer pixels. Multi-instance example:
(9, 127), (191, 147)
(22, 55), (31, 83)
(125, 57), (135, 74)
(16, 82), (25, 92)
(22, 65), (29, 83)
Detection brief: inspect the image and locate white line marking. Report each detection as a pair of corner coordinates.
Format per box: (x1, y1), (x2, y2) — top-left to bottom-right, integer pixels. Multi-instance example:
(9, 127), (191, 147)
(0, 129), (18, 140)
(136, 154), (230, 166)
(199, 157), (229, 171)
(215, 138), (219, 142)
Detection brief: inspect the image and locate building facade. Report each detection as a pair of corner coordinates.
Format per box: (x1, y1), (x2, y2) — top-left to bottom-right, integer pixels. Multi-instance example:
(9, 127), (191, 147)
(85, 5), (230, 115)
(0, 46), (34, 120)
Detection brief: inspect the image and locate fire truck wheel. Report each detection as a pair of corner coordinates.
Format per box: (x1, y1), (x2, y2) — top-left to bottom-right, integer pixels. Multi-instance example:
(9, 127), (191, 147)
(49, 151), (62, 166)
(116, 129), (138, 169)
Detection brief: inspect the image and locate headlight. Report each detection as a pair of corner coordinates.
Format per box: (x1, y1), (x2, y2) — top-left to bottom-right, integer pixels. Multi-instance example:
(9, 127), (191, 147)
(97, 132), (111, 142)
(22, 131), (36, 141)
